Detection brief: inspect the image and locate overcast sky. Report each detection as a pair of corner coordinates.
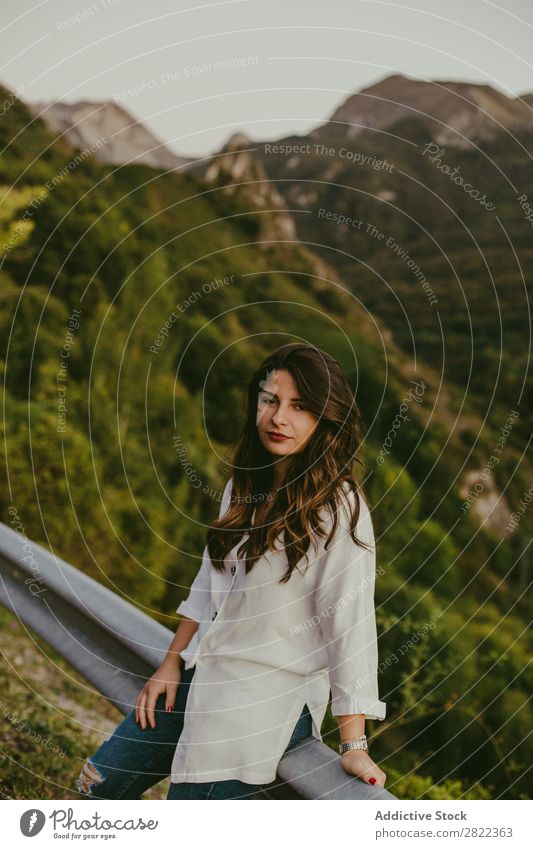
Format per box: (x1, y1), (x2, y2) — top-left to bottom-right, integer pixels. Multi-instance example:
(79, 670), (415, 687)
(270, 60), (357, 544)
(2, 0), (532, 159)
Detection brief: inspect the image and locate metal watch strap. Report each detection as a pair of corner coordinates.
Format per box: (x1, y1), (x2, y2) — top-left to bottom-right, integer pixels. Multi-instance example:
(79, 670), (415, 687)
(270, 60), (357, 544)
(339, 735), (368, 754)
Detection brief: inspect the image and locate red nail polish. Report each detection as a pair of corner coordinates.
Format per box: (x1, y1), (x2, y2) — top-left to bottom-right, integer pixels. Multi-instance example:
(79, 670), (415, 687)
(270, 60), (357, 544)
(369, 777), (376, 785)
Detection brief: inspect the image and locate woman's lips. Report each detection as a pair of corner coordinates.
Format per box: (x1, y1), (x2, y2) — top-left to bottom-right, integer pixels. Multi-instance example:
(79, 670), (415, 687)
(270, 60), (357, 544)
(267, 431), (290, 441)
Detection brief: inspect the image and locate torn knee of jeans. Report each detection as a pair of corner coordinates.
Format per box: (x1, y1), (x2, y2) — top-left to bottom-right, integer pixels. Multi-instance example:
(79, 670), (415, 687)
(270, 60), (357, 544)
(77, 759), (105, 796)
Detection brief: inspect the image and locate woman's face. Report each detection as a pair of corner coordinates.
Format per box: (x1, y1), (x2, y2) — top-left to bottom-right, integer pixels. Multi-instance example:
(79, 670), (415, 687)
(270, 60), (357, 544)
(256, 368), (318, 457)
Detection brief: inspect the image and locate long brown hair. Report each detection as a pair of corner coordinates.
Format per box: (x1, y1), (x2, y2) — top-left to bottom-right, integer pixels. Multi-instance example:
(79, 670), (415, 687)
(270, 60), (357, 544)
(206, 342), (372, 583)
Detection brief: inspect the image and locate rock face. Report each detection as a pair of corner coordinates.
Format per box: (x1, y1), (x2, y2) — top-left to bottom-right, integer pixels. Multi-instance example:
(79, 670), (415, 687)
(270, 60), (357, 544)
(28, 99), (191, 171)
(202, 133), (297, 241)
(459, 470), (514, 537)
(310, 73), (533, 149)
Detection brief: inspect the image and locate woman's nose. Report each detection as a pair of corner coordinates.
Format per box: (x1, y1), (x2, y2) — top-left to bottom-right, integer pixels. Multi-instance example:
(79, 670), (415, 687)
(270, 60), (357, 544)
(272, 406), (288, 425)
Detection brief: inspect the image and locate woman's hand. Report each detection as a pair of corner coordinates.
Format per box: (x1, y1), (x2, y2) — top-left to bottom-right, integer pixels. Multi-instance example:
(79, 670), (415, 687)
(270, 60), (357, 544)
(340, 749), (387, 787)
(134, 658), (182, 730)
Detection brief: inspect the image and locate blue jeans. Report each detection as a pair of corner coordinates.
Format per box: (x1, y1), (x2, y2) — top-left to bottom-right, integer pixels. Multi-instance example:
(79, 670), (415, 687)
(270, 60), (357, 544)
(77, 665), (313, 800)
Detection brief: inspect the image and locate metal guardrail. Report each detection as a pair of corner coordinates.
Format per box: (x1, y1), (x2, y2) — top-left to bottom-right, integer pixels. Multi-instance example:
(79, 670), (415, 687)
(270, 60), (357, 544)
(0, 521), (395, 800)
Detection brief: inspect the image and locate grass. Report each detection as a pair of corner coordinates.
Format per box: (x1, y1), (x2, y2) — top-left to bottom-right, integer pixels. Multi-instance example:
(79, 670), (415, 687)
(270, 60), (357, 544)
(0, 605), (170, 800)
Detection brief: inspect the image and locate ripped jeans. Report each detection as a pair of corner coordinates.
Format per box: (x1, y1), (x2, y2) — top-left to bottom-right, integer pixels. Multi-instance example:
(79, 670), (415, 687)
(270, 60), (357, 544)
(77, 665), (313, 800)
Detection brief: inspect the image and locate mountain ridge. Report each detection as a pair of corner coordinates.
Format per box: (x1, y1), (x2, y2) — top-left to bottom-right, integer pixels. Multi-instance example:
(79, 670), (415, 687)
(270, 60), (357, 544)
(18, 72), (533, 171)
(27, 97), (191, 171)
(310, 72), (533, 150)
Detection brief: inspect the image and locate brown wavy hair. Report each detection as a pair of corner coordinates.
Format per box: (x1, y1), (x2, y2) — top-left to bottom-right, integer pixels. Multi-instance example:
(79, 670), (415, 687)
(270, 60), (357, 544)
(206, 342), (372, 583)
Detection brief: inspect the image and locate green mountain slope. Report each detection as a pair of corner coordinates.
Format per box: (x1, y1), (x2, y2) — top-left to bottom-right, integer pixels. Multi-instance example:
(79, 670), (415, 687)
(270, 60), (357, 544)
(255, 116), (533, 449)
(0, 84), (530, 799)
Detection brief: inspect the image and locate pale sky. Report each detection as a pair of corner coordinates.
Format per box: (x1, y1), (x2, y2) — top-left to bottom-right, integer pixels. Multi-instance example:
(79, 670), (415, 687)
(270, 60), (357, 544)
(2, 0), (532, 159)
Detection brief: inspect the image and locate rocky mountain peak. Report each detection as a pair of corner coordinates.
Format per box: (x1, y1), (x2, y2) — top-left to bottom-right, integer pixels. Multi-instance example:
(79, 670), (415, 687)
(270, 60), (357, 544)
(311, 73), (533, 149)
(28, 97), (190, 171)
(224, 131), (254, 150)
(203, 132), (296, 241)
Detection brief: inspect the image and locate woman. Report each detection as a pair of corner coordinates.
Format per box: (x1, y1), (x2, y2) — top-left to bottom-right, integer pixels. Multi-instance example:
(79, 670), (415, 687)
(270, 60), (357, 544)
(77, 342), (387, 800)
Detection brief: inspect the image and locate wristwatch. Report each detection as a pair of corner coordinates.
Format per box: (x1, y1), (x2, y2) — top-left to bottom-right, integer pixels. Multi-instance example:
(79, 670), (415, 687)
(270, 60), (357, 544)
(339, 735), (368, 755)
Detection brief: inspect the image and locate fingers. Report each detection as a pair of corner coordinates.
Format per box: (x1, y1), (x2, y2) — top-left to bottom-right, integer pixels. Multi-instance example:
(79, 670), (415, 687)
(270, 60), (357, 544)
(144, 695), (154, 729)
(136, 686), (162, 729)
(165, 683), (178, 712)
(145, 688), (161, 729)
(135, 675), (180, 727)
(368, 770), (387, 787)
(135, 689), (147, 729)
(362, 757), (386, 787)
(339, 750), (387, 788)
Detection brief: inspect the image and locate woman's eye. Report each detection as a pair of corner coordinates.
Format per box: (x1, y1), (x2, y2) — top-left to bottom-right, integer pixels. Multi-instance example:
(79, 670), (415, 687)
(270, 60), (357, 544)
(259, 397), (306, 409)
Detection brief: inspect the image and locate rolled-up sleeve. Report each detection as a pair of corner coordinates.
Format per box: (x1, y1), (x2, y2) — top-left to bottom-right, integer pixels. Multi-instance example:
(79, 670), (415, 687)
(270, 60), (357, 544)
(176, 477), (233, 622)
(314, 490), (386, 720)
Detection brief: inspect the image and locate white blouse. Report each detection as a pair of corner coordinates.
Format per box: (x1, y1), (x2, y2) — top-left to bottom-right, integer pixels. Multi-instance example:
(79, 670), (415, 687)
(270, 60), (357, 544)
(170, 477), (386, 785)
